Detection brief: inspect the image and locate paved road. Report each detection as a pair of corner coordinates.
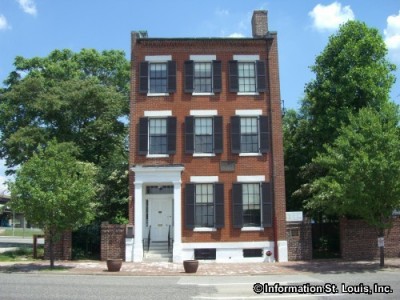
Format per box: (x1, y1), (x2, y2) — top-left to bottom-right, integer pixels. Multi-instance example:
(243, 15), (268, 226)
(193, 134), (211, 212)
(0, 271), (399, 299)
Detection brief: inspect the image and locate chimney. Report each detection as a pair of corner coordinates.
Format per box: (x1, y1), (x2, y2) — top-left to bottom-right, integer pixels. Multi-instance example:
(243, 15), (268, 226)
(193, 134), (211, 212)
(251, 10), (268, 38)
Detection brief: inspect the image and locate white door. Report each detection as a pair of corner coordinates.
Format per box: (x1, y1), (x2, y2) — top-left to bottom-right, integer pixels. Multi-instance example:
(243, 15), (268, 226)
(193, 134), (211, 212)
(149, 198), (173, 241)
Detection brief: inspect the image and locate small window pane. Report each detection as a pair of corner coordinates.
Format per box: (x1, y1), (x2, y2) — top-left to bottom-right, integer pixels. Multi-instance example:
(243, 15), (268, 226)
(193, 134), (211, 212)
(194, 118), (213, 153)
(195, 184), (214, 227)
(240, 117), (259, 153)
(238, 62), (256, 92)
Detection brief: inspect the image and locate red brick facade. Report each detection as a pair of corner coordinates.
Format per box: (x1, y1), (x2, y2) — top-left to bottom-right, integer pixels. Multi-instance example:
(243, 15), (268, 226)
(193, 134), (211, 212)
(128, 10), (287, 262)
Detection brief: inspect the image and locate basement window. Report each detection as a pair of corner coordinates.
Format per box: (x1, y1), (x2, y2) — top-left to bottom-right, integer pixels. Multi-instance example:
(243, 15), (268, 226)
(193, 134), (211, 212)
(194, 248), (216, 260)
(243, 248), (263, 258)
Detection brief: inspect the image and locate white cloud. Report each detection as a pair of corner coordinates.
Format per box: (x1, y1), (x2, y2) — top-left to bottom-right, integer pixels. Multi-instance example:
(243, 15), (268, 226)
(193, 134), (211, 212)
(0, 176), (9, 195)
(384, 11), (400, 63)
(0, 14), (11, 30)
(16, 0), (37, 16)
(228, 32), (245, 38)
(309, 2), (355, 32)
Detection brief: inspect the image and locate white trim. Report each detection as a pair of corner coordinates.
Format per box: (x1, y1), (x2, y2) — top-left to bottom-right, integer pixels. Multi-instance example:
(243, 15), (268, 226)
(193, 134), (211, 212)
(241, 227), (264, 232)
(192, 92), (215, 96)
(147, 93), (169, 97)
(190, 55), (216, 61)
(237, 92), (259, 96)
(235, 109), (262, 116)
(193, 227), (217, 232)
(233, 54), (260, 61)
(190, 176), (219, 183)
(145, 55), (172, 62)
(144, 110), (172, 117)
(239, 153), (262, 157)
(190, 110), (218, 116)
(181, 241), (273, 249)
(193, 153), (216, 157)
(278, 240), (288, 262)
(237, 175), (265, 182)
(146, 154), (169, 158)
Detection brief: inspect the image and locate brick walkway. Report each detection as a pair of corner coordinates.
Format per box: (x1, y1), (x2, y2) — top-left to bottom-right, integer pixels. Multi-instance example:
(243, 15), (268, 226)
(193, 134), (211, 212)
(1, 258), (400, 276)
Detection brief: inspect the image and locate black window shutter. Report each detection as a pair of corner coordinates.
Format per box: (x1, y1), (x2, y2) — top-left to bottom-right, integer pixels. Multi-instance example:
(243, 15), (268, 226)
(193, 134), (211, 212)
(138, 117), (148, 155)
(259, 116), (269, 153)
(185, 184), (195, 229)
(256, 60), (266, 92)
(184, 60), (194, 93)
(213, 116), (223, 154)
(232, 183), (243, 228)
(214, 183), (224, 228)
(212, 60), (222, 93)
(185, 116), (194, 154)
(167, 117), (176, 154)
(231, 116), (241, 154)
(261, 182), (273, 227)
(139, 62), (149, 93)
(229, 60), (239, 92)
(167, 61), (176, 93)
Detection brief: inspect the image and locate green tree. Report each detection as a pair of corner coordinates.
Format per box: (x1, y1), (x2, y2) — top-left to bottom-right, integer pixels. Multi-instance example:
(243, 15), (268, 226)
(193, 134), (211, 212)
(9, 141), (98, 268)
(286, 21), (396, 210)
(0, 49), (130, 222)
(306, 103), (400, 267)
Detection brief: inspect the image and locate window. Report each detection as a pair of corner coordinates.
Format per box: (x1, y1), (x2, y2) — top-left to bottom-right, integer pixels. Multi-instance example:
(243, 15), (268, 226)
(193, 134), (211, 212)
(149, 118), (167, 154)
(231, 115), (269, 154)
(149, 63), (167, 93)
(138, 117), (176, 155)
(195, 184), (214, 227)
(139, 60), (176, 94)
(229, 59), (266, 93)
(194, 62), (212, 93)
(184, 59), (221, 94)
(238, 62), (256, 92)
(243, 249), (263, 258)
(242, 183), (261, 226)
(185, 183), (224, 229)
(185, 116), (223, 154)
(194, 249), (216, 260)
(232, 182), (272, 229)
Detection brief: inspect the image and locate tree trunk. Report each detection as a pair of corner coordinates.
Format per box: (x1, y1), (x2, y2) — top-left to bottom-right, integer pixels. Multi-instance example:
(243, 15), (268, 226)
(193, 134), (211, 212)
(49, 230), (55, 269)
(378, 228), (384, 268)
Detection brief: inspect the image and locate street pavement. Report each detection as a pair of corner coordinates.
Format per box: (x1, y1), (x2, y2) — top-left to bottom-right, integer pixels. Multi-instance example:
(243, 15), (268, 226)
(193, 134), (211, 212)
(0, 258), (400, 276)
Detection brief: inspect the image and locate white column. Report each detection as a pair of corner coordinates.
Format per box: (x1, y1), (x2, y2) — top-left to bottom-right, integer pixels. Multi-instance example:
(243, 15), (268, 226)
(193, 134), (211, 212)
(172, 180), (182, 263)
(133, 182), (144, 262)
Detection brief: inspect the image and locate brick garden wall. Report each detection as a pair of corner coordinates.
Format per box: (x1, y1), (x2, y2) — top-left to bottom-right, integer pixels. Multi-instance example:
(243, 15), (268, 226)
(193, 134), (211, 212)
(100, 223), (126, 261)
(340, 217), (400, 260)
(44, 231), (72, 261)
(286, 220), (312, 261)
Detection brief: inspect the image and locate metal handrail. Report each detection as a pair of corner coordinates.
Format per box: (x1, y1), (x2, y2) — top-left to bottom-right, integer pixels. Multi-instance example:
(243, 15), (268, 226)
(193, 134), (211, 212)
(147, 226), (151, 252)
(167, 225), (171, 253)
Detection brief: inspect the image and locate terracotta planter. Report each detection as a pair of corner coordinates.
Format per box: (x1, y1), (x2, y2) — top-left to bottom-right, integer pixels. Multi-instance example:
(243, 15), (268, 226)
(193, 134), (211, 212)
(183, 260), (199, 273)
(107, 259), (123, 272)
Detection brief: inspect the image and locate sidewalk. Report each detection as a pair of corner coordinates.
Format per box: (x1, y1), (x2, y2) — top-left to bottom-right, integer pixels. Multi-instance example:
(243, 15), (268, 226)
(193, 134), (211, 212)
(1, 258), (400, 276)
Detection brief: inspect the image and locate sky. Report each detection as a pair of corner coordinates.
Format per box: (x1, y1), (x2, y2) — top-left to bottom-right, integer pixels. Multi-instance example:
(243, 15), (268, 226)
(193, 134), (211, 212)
(0, 0), (400, 191)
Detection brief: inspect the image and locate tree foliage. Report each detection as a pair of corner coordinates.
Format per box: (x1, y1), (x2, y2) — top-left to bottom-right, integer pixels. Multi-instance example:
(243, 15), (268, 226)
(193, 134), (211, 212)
(284, 21), (396, 211)
(9, 140), (98, 267)
(0, 49), (130, 222)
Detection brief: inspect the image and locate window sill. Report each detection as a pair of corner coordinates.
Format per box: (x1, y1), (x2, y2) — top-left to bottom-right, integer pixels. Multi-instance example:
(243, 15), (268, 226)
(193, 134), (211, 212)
(192, 92), (215, 96)
(146, 154), (169, 158)
(237, 92), (259, 96)
(147, 93), (170, 97)
(193, 227), (217, 232)
(239, 153), (262, 157)
(241, 227), (264, 232)
(193, 153), (216, 157)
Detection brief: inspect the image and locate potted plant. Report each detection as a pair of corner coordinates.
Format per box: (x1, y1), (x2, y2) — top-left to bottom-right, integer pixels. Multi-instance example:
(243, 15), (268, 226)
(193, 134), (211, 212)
(106, 258), (123, 272)
(183, 260), (199, 273)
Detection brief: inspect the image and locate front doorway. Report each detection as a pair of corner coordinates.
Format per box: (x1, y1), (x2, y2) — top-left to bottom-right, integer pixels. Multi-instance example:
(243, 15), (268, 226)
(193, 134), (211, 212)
(147, 197), (173, 241)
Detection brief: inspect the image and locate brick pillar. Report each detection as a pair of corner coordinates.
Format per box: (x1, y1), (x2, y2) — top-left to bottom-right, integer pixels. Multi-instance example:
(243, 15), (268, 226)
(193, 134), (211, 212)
(44, 231), (72, 260)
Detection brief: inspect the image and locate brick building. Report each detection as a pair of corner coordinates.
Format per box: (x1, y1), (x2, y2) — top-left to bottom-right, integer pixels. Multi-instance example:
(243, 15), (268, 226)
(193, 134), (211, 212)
(127, 10), (287, 263)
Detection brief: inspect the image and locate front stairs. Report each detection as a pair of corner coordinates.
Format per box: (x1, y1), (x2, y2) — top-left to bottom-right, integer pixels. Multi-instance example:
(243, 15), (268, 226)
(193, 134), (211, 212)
(143, 241), (172, 262)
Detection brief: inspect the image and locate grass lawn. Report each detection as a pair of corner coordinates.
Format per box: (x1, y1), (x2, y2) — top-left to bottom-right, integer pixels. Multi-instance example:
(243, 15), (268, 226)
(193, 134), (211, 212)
(0, 227), (43, 237)
(0, 247), (44, 262)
